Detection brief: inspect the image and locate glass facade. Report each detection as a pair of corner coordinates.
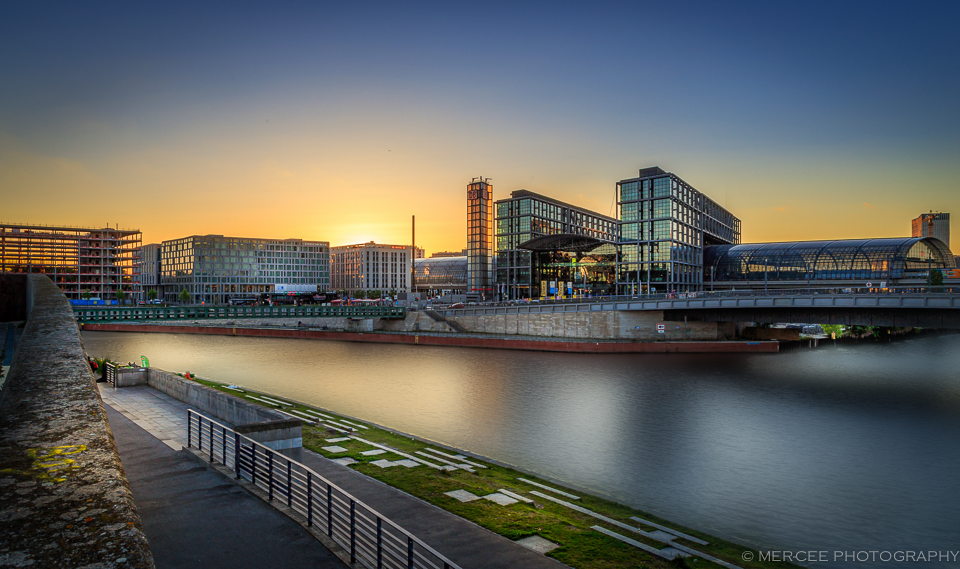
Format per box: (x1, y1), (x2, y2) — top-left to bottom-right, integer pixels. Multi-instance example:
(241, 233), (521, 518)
(617, 167), (740, 294)
(495, 190), (618, 299)
(160, 235), (329, 303)
(704, 237), (956, 287)
(413, 256), (468, 296)
(467, 178), (494, 300)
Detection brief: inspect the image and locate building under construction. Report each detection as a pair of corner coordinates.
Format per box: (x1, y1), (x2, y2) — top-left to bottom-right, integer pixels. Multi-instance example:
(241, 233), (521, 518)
(0, 222), (142, 301)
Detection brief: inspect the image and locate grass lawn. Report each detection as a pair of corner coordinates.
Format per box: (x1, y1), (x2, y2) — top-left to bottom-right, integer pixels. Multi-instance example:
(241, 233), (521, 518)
(193, 377), (798, 569)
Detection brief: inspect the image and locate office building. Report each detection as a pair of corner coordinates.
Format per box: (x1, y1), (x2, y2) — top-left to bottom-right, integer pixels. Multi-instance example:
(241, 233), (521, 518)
(616, 166), (740, 294)
(330, 241), (412, 297)
(431, 250), (467, 258)
(0, 222), (141, 301)
(912, 212), (950, 250)
(467, 177), (494, 300)
(160, 235), (329, 304)
(495, 190), (618, 299)
(136, 243), (161, 299)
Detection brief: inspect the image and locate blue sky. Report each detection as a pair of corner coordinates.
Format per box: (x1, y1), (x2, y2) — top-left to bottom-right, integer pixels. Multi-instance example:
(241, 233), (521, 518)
(2, 1), (958, 251)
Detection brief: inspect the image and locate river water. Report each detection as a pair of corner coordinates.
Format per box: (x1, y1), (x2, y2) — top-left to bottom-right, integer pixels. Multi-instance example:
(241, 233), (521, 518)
(82, 331), (960, 566)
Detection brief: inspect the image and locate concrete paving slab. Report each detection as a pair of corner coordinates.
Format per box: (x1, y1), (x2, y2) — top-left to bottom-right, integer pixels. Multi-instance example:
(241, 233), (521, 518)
(516, 535), (560, 554)
(396, 459), (421, 468)
(445, 490), (481, 502)
(360, 449), (386, 456)
(332, 457), (357, 466)
(322, 445), (348, 453)
(370, 459), (399, 468)
(325, 437), (351, 443)
(483, 493), (519, 506)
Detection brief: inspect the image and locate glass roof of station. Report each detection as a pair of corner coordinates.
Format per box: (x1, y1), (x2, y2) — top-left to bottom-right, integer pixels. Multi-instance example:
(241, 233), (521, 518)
(414, 257), (468, 286)
(704, 237), (955, 281)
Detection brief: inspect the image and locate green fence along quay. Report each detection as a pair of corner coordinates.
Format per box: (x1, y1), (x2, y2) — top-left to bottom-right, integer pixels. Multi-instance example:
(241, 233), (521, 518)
(73, 305), (406, 323)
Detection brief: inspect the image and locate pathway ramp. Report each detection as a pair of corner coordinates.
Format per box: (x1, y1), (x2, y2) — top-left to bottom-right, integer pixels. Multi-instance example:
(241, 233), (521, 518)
(102, 390), (344, 569)
(100, 384), (568, 569)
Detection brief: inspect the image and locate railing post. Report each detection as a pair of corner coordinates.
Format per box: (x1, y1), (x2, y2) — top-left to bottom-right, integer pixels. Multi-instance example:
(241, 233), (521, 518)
(196, 416), (202, 453)
(286, 460), (293, 507)
(326, 484), (333, 538)
(377, 517), (382, 569)
(221, 426), (227, 465)
(187, 410), (193, 447)
(268, 452), (274, 501)
(251, 444), (257, 486)
(209, 420), (214, 462)
(350, 500), (356, 564)
(234, 432), (241, 479)
(307, 472), (313, 527)
(407, 536), (414, 569)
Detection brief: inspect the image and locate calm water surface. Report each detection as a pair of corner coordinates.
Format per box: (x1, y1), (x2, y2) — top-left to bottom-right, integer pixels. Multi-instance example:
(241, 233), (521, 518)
(83, 331), (960, 566)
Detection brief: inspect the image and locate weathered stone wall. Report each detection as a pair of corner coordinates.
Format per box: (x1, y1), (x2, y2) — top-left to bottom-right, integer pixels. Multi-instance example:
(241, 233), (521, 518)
(443, 310), (728, 341)
(0, 275), (154, 568)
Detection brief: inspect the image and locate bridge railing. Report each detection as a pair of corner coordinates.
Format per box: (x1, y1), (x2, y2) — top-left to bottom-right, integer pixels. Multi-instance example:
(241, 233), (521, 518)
(73, 304), (406, 323)
(465, 285), (960, 310)
(187, 410), (460, 569)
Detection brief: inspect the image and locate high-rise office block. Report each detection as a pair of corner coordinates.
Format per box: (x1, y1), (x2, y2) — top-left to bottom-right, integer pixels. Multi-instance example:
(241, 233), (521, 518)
(160, 235), (329, 304)
(912, 212), (950, 250)
(616, 166), (740, 294)
(467, 177), (494, 300)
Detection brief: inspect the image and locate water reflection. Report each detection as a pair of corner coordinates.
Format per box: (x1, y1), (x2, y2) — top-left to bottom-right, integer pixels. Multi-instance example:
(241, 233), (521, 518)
(83, 331), (960, 566)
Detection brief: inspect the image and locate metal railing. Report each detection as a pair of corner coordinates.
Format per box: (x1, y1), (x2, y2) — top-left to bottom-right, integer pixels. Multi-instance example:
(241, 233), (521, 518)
(104, 362), (116, 387)
(74, 304), (406, 323)
(453, 285), (960, 309)
(186, 410), (460, 569)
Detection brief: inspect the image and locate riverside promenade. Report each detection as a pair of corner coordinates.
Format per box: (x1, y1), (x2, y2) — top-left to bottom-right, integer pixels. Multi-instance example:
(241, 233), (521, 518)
(100, 384), (568, 569)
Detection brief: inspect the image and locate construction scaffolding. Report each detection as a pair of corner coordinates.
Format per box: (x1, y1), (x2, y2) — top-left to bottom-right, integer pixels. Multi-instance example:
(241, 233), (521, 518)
(0, 222), (142, 301)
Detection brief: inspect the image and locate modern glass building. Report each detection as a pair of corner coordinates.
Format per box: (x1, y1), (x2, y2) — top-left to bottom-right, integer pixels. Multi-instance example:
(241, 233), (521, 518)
(413, 256), (467, 297)
(495, 190), (618, 299)
(617, 166), (740, 294)
(704, 237), (955, 289)
(912, 212), (950, 251)
(160, 235), (329, 304)
(466, 177), (494, 300)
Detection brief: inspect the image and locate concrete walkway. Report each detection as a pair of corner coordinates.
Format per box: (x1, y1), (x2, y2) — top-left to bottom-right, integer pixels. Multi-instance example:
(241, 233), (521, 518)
(103, 397), (344, 569)
(99, 384), (569, 569)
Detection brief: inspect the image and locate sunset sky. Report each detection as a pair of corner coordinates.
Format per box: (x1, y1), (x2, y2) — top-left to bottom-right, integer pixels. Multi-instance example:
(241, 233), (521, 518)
(2, 1), (958, 253)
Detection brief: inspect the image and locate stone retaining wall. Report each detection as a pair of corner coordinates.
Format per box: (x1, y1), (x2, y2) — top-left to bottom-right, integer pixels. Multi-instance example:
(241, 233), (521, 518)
(0, 275), (154, 568)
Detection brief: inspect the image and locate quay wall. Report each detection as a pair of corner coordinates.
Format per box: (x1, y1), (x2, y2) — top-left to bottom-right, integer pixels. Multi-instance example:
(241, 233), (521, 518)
(82, 323), (778, 353)
(0, 275), (154, 568)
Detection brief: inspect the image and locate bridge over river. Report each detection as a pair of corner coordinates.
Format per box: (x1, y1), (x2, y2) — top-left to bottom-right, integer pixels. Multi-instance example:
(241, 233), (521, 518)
(438, 287), (960, 329)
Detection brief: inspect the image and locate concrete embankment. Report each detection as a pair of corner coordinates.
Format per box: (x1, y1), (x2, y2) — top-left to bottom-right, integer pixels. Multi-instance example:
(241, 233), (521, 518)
(0, 275), (154, 568)
(83, 323), (778, 353)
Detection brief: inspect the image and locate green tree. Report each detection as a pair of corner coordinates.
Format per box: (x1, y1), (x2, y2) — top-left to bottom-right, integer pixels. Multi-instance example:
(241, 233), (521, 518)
(115, 287), (125, 304)
(929, 269), (944, 288)
(178, 288), (190, 304)
(368, 289), (381, 300)
(387, 289), (397, 300)
(147, 288), (158, 302)
(821, 324), (844, 338)
(353, 289), (366, 299)
(81, 290), (92, 300)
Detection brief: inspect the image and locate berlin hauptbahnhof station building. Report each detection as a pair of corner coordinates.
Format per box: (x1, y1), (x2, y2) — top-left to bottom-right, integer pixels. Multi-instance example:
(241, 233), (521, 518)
(474, 166), (956, 301)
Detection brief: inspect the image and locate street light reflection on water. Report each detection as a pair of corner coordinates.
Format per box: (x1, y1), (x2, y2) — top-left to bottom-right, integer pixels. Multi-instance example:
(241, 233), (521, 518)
(83, 331), (960, 567)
